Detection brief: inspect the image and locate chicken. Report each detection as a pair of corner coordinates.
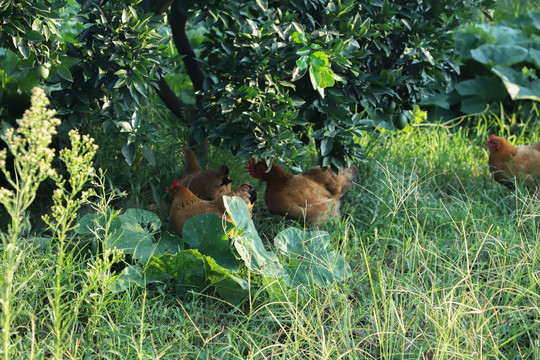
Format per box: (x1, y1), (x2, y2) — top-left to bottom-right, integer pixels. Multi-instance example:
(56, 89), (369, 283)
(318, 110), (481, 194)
(246, 159), (357, 225)
(180, 147), (232, 200)
(169, 178), (257, 236)
(486, 134), (540, 189)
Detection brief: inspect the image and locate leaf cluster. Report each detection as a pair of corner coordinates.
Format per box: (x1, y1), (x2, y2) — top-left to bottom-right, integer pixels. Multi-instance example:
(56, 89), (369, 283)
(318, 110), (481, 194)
(0, 0), (64, 62)
(187, 0), (493, 170)
(47, 1), (171, 125)
(78, 197), (351, 305)
(422, 9), (540, 120)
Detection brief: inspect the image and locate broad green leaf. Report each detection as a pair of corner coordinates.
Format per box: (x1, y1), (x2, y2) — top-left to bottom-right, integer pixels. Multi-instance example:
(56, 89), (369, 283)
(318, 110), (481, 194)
(146, 250), (207, 292)
(274, 227), (352, 288)
(57, 66), (73, 82)
(530, 49), (540, 69)
(121, 143), (135, 166)
(204, 256), (249, 304)
(460, 97), (491, 114)
(183, 213), (238, 272)
(78, 208), (176, 264)
(105, 226), (151, 254)
(470, 44), (528, 66)
(131, 231), (184, 264)
(492, 65), (540, 101)
(490, 26), (527, 46)
(120, 208), (161, 233)
(529, 10), (540, 31)
(420, 90), (452, 109)
(224, 197), (283, 278)
(113, 264), (173, 292)
(455, 76), (507, 102)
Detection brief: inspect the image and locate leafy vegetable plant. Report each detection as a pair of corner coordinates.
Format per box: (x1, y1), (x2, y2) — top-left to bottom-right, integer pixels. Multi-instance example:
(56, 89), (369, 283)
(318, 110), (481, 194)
(77, 197), (351, 305)
(422, 9), (540, 119)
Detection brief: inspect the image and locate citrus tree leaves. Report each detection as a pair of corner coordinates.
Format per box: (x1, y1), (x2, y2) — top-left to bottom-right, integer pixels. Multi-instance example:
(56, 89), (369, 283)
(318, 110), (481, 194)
(190, 0), (492, 170)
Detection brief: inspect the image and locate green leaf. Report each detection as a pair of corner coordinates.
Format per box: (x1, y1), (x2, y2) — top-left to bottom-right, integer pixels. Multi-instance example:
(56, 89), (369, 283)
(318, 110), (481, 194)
(57, 66), (73, 82)
(121, 143), (135, 166)
(274, 227), (352, 288)
(292, 65), (307, 81)
(25, 30), (44, 42)
(490, 26), (527, 46)
(113, 264), (173, 293)
(470, 44), (528, 66)
(146, 250), (207, 292)
(530, 48), (540, 69)
(420, 90), (452, 110)
(204, 256), (249, 304)
(142, 144), (156, 166)
(295, 55), (309, 70)
(255, 0), (268, 11)
(98, 208), (174, 265)
(528, 10), (540, 31)
(183, 213), (238, 272)
(492, 65), (540, 101)
(292, 32), (307, 45)
(132, 232), (184, 264)
(224, 197), (283, 278)
(320, 138), (333, 156)
(120, 208), (161, 233)
(455, 76), (507, 101)
(311, 51), (329, 67)
(17, 40), (30, 59)
(309, 66), (322, 90)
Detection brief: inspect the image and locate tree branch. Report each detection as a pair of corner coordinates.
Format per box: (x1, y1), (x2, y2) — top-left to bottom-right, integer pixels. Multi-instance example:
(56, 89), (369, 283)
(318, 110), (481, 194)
(155, 74), (186, 121)
(169, 4), (205, 94)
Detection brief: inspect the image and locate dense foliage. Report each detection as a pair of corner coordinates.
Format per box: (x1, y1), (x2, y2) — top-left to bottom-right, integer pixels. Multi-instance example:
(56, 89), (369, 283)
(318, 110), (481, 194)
(1, 0), (494, 172)
(185, 0), (494, 169)
(423, 9), (540, 120)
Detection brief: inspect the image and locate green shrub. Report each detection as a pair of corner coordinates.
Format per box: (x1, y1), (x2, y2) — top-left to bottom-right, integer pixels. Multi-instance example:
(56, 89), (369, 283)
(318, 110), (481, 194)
(186, 0), (494, 169)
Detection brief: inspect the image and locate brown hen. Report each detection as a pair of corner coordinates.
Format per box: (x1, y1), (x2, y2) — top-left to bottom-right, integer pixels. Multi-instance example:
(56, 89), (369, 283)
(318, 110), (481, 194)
(246, 159), (357, 225)
(180, 147), (232, 200)
(486, 134), (540, 189)
(169, 178), (256, 236)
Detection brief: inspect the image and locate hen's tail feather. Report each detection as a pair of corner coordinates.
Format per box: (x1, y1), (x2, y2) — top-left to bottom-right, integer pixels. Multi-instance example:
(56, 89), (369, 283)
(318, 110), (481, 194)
(247, 184), (257, 204)
(219, 165), (232, 186)
(183, 147), (199, 174)
(228, 183), (257, 204)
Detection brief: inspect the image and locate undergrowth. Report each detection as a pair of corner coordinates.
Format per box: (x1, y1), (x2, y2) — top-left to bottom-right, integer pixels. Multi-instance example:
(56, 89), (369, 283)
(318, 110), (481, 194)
(1, 93), (540, 358)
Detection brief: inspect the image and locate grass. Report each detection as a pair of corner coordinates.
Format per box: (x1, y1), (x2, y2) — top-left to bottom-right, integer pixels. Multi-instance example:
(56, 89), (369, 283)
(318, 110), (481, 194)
(2, 117), (540, 359)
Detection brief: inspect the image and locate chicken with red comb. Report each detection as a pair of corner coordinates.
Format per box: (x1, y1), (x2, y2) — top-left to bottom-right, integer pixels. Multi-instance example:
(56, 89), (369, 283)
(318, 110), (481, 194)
(169, 178), (256, 236)
(246, 158), (357, 225)
(486, 134), (540, 189)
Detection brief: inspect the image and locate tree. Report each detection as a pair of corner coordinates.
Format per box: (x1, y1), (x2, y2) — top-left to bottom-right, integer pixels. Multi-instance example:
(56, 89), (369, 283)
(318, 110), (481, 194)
(1, 0), (495, 171)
